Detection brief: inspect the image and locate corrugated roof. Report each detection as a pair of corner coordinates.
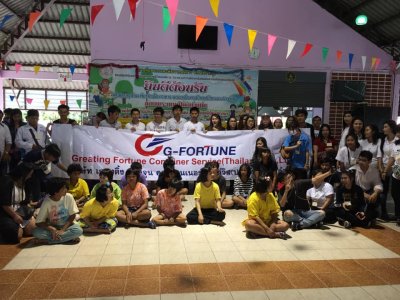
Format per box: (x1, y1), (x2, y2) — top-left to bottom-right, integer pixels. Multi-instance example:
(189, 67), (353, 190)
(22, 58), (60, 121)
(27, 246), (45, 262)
(3, 79), (87, 90)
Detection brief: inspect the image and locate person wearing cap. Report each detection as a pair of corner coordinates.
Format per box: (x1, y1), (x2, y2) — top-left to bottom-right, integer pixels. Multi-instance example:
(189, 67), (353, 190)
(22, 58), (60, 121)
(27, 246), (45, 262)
(15, 109), (47, 156)
(258, 113), (273, 130)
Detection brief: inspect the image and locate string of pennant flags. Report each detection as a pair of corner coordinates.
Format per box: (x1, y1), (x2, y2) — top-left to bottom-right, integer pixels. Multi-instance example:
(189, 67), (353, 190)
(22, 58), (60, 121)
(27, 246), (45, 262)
(88, 0), (400, 71)
(9, 95), (83, 110)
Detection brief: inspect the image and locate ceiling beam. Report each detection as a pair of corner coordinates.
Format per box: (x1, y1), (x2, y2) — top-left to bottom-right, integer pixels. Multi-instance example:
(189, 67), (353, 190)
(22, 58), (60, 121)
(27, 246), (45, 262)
(5, 62), (88, 69)
(361, 12), (400, 33)
(39, 19), (90, 26)
(0, 0), (22, 17)
(43, 0), (90, 6)
(9, 50), (91, 56)
(24, 35), (90, 42)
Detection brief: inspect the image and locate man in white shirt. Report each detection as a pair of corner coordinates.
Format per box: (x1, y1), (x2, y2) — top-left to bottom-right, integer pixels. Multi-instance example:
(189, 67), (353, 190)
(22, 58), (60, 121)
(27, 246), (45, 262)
(146, 107), (167, 132)
(166, 104), (187, 132)
(99, 105), (122, 129)
(125, 108), (145, 132)
(15, 109), (47, 155)
(182, 107), (205, 133)
(0, 110), (12, 175)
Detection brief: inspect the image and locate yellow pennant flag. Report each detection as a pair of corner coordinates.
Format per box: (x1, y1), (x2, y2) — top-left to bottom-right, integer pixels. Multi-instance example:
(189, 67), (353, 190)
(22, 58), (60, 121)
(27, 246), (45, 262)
(209, 0), (220, 17)
(371, 57), (377, 69)
(33, 65), (40, 74)
(248, 29), (257, 51)
(44, 99), (50, 110)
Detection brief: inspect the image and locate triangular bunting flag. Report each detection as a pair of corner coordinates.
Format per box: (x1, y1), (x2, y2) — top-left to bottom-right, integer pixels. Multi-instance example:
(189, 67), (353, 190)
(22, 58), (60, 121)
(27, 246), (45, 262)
(127, 0), (137, 19)
(267, 34), (277, 56)
(247, 29), (257, 51)
(361, 56), (366, 71)
(162, 6), (171, 31)
(15, 64), (22, 73)
(76, 99), (82, 109)
(223, 23), (234, 46)
(44, 99), (50, 110)
(349, 53), (354, 69)
(375, 58), (381, 70)
(209, 0), (220, 17)
(33, 65), (40, 74)
(300, 43), (313, 57)
(60, 8), (73, 28)
(371, 57), (377, 70)
(91, 5), (104, 25)
(26, 98), (33, 105)
(336, 50), (343, 63)
(322, 47), (329, 62)
(28, 11), (41, 32)
(286, 39), (296, 59)
(166, 0), (179, 24)
(112, 0), (125, 21)
(0, 14), (13, 30)
(69, 65), (76, 75)
(60, 100), (66, 105)
(10, 95), (15, 101)
(196, 16), (208, 41)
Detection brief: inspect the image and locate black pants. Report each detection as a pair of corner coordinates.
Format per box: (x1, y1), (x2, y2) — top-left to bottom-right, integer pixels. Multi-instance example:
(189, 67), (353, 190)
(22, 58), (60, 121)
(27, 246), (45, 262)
(335, 207), (376, 228)
(391, 176), (400, 219)
(380, 174), (391, 217)
(186, 208), (225, 224)
(25, 170), (48, 203)
(0, 213), (19, 244)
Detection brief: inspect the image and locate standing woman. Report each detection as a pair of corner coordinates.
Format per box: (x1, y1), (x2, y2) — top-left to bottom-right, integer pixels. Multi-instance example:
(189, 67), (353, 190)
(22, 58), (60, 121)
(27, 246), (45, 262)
(379, 120), (398, 220)
(339, 111), (353, 148)
(208, 114), (224, 131)
(7, 109), (26, 169)
(348, 116), (364, 142)
(237, 114), (248, 130)
(258, 114), (273, 130)
(253, 147), (278, 189)
(0, 162), (35, 244)
(313, 124), (338, 167)
(251, 137), (268, 166)
(226, 117), (238, 130)
(389, 137), (400, 226)
(245, 116), (256, 130)
(285, 116), (295, 129)
(186, 167), (225, 225)
(360, 124), (382, 168)
(273, 118), (283, 129)
(336, 133), (362, 172)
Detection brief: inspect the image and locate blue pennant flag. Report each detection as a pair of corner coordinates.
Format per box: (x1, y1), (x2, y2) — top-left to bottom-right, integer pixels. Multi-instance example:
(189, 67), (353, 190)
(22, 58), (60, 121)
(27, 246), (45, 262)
(10, 95), (15, 101)
(0, 15), (13, 30)
(349, 53), (354, 69)
(223, 23), (234, 46)
(69, 65), (76, 75)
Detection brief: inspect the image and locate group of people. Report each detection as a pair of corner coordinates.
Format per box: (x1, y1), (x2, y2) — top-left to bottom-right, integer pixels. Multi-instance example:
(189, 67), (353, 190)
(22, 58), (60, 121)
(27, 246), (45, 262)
(0, 104), (400, 245)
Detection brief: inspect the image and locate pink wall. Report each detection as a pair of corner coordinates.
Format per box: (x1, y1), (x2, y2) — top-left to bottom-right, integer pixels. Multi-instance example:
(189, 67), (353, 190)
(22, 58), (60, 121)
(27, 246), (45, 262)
(91, 0), (392, 71)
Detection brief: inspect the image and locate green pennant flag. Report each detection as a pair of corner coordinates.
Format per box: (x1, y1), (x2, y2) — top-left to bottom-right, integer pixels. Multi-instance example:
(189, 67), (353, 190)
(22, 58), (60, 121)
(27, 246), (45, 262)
(76, 99), (82, 109)
(60, 8), (73, 28)
(322, 47), (329, 63)
(162, 6), (171, 32)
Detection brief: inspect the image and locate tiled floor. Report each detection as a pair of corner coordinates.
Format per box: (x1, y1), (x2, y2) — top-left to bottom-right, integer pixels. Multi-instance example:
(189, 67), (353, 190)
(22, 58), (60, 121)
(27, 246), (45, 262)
(1, 195), (400, 299)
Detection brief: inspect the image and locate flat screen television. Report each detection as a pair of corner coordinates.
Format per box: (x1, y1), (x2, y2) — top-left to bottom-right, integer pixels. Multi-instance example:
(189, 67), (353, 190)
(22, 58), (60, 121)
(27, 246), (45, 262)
(178, 24), (218, 50)
(331, 80), (366, 102)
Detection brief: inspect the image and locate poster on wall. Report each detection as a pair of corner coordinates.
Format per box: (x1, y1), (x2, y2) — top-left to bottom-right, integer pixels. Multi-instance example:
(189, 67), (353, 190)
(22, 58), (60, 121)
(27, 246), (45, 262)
(88, 64), (258, 124)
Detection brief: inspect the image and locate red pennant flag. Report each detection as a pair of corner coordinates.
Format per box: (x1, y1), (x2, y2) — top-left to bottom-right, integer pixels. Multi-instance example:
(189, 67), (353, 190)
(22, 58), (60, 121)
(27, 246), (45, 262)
(60, 100), (66, 105)
(300, 43), (313, 57)
(128, 0), (137, 19)
(91, 5), (104, 25)
(28, 12), (41, 32)
(336, 50), (343, 63)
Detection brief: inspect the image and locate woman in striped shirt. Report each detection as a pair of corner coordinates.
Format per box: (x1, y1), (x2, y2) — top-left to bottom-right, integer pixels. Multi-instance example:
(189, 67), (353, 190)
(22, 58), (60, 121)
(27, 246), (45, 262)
(232, 163), (254, 209)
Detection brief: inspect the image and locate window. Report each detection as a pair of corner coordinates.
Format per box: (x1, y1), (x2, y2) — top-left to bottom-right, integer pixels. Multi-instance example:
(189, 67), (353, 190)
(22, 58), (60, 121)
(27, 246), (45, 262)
(68, 91), (87, 110)
(4, 89), (23, 109)
(25, 90), (46, 110)
(47, 90), (67, 110)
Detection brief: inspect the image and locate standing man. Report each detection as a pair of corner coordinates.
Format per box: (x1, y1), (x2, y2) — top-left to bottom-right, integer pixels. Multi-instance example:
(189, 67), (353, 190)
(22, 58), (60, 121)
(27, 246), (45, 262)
(295, 108), (315, 141)
(0, 110), (12, 175)
(146, 107), (167, 132)
(99, 105), (122, 129)
(47, 104), (77, 135)
(15, 109), (47, 156)
(183, 107), (205, 133)
(312, 115), (322, 138)
(125, 108), (146, 132)
(166, 104), (187, 132)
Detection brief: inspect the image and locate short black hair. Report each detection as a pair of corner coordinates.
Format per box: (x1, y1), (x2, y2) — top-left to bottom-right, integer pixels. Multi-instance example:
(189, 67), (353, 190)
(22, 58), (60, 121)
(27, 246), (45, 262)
(359, 150), (373, 161)
(312, 115), (321, 121)
(130, 108), (140, 115)
(197, 167), (211, 183)
(253, 178), (270, 193)
(190, 107), (199, 114)
(95, 184), (113, 203)
(100, 168), (114, 181)
(27, 109), (39, 117)
(58, 104), (70, 111)
(130, 161), (142, 170)
(168, 178), (183, 191)
(44, 143), (61, 159)
(153, 107), (164, 115)
(108, 105), (121, 115)
(46, 178), (68, 196)
(295, 108), (308, 118)
(10, 162), (35, 182)
(172, 104), (183, 111)
(3, 108), (12, 115)
(163, 156), (175, 170)
(125, 168), (140, 178)
(311, 169), (324, 177)
(209, 160), (219, 169)
(67, 163), (83, 175)
(96, 112), (107, 120)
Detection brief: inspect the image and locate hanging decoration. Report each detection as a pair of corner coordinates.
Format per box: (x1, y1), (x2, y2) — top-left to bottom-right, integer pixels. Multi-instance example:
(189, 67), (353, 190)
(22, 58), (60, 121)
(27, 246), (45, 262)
(44, 99), (50, 110)
(0, 14), (13, 30)
(69, 64), (76, 75)
(361, 56), (366, 71)
(286, 39), (296, 59)
(9, 95), (15, 101)
(300, 43), (313, 57)
(26, 98), (33, 105)
(371, 57), (377, 70)
(375, 58), (381, 70)
(209, 0), (220, 17)
(76, 99), (82, 109)
(223, 23), (234, 46)
(247, 29), (257, 51)
(15, 64), (22, 73)
(322, 47), (329, 63)
(162, 6), (171, 31)
(267, 34), (277, 56)
(60, 100), (67, 105)
(112, 0), (125, 21)
(196, 16), (208, 41)
(166, 0), (179, 24)
(28, 11), (41, 31)
(348, 53), (354, 69)
(336, 50), (343, 63)
(128, 0), (138, 19)
(91, 5), (104, 25)
(33, 65), (41, 74)
(60, 8), (73, 28)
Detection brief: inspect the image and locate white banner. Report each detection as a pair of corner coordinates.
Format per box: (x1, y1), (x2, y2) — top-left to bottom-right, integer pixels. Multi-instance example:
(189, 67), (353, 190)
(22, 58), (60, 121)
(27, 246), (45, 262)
(51, 125), (302, 180)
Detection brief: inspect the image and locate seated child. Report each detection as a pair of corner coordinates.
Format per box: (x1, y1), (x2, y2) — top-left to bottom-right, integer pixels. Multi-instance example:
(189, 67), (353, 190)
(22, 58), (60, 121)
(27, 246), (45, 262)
(155, 157), (188, 201)
(208, 161), (233, 208)
(33, 178), (83, 244)
(90, 168), (122, 205)
(78, 184), (119, 234)
(67, 163), (90, 208)
(232, 163), (254, 209)
(116, 168), (155, 228)
(152, 179), (187, 226)
(243, 177), (289, 239)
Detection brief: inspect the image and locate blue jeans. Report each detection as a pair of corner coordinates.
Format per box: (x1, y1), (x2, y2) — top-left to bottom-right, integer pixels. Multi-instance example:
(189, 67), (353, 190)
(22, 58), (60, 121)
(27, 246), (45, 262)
(283, 208), (325, 228)
(33, 223), (83, 244)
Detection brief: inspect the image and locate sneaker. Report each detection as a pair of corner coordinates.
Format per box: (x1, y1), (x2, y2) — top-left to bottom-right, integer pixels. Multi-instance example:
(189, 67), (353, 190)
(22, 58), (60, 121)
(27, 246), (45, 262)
(147, 221), (157, 229)
(291, 222), (302, 232)
(343, 221), (352, 229)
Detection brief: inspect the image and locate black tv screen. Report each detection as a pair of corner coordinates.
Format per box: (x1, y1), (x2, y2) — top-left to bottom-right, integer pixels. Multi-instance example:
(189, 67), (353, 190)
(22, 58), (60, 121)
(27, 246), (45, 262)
(331, 80), (366, 102)
(178, 24), (218, 50)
